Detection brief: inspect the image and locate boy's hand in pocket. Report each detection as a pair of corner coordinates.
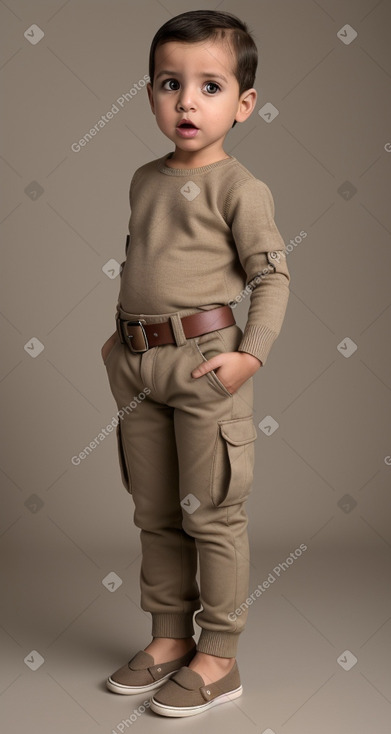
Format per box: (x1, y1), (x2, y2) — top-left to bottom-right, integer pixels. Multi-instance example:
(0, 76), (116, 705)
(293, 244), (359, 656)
(191, 350), (262, 394)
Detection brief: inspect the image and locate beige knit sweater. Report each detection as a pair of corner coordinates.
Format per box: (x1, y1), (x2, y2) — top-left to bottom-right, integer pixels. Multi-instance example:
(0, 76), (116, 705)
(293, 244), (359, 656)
(117, 152), (290, 365)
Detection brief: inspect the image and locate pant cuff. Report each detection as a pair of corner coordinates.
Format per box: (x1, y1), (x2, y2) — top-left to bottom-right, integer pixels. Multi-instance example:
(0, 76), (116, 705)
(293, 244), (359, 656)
(152, 613), (195, 638)
(197, 630), (241, 658)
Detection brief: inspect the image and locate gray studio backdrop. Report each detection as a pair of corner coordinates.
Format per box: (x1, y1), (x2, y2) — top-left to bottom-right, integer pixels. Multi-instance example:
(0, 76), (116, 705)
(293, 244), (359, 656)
(1, 1), (390, 733)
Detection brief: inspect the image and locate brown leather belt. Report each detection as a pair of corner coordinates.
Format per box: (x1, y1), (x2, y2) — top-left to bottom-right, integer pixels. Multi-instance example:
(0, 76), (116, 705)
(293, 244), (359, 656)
(116, 305), (235, 353)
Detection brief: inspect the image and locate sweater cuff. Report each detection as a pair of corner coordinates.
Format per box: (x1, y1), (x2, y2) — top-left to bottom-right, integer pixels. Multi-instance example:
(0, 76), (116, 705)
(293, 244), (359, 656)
(238, 324), (278, 366)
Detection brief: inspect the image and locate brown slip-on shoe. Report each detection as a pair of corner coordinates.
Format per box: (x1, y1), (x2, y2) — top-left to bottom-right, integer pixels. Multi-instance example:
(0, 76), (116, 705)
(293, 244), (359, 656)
(149, 661), (242, 717)
(106, 645), (197, 695)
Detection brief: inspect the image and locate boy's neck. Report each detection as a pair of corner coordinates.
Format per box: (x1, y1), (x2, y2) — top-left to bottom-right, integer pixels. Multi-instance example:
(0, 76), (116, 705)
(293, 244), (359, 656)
(164, 148), (231, 169)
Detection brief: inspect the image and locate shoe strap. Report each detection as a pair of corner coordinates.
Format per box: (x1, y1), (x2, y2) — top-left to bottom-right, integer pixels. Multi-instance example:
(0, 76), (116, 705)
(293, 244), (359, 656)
(127, 650), (154, 670)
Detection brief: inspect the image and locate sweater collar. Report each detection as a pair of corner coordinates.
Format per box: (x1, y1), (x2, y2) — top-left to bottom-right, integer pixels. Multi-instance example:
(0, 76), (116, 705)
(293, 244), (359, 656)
(158, 152), (236, 176)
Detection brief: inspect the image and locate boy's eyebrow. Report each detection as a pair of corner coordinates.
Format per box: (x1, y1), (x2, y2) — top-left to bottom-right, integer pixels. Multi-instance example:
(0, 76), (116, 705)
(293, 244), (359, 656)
(155, 70), (229, 83)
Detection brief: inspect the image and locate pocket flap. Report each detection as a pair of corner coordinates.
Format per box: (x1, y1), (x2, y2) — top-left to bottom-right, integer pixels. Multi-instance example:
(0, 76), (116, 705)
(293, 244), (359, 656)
(219, 416), (257, 446)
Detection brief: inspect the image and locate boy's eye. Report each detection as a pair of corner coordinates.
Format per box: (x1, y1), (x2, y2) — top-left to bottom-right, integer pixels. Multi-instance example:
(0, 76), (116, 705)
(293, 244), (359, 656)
(160, 79), (221, 94)
(162, 79), (180, 91)
(204, 82), (220, 94)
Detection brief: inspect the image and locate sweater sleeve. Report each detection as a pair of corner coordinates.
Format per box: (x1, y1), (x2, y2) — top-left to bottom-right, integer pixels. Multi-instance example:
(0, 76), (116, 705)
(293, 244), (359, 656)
(224, 177), (290, 366)
(115, 169), (139, 318)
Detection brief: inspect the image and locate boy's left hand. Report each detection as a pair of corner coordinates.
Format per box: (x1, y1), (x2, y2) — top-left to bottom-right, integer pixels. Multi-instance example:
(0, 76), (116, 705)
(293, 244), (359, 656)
(191, 351), (262, 394)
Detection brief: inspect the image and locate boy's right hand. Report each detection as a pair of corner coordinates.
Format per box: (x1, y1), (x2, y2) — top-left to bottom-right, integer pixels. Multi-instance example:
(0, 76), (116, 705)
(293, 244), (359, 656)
(101, 331), (119, 363)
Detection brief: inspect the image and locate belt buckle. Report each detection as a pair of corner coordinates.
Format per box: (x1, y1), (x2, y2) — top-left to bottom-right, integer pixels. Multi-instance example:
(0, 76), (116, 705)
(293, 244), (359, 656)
(121, 319), (149, 353)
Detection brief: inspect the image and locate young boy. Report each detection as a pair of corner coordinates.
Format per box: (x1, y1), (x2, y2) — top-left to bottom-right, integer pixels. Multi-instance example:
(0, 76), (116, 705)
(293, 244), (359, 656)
(102, 9), (290, 717)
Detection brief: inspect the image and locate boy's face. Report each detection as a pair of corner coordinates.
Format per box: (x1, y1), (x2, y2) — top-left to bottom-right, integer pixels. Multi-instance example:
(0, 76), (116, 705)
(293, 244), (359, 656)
(147, 38), (256, 160)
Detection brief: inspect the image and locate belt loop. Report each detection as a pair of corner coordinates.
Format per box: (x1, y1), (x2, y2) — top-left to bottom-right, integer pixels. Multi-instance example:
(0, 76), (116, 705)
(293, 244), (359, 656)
(169, 313), (187, 347)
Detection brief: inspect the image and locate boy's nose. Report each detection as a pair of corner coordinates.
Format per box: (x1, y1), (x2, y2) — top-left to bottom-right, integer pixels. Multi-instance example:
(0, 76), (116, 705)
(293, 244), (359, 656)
(176, 87), (196, 111)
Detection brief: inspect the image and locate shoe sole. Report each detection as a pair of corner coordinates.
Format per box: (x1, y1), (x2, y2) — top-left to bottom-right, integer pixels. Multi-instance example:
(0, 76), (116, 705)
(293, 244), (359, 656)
(106, 670), (180, 695)
(149, 684), (243, 717)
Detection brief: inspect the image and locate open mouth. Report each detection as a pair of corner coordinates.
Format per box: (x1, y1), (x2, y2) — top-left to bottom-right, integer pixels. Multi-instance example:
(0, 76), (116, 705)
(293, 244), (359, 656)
(177, 122), (198, 129)
(176, 121), (199, 138)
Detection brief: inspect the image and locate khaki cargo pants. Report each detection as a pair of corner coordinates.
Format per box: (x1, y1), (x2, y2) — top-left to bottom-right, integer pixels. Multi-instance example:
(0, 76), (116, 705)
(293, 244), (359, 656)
(103, 306), (258, 658)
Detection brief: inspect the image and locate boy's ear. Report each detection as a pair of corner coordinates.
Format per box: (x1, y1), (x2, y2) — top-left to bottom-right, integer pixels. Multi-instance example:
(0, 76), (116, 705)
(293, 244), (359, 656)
(147, 82), (155, 115)
(235, 88), (257, 124)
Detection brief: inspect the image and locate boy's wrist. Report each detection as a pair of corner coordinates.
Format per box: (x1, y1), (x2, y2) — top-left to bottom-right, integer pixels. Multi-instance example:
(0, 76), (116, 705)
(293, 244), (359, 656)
(238, 350), (262, 368)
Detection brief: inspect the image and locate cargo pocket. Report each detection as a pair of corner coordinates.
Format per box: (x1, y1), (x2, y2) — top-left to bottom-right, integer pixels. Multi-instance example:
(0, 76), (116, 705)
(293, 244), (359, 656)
(116, 421), (132, 494)
(211, 416), (258, 507)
